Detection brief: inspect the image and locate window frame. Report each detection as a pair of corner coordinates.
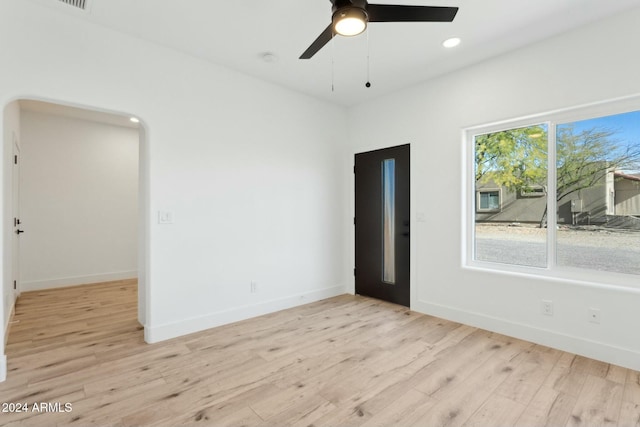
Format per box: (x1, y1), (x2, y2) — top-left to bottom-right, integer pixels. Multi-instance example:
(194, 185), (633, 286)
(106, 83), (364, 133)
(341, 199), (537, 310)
(463, 94), (640, 290)
(476, 189), (502, 213)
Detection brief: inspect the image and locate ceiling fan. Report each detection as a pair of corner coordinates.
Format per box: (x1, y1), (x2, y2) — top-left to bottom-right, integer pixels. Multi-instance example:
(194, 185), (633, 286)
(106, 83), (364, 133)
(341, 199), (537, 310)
(300, 0), (459, 59)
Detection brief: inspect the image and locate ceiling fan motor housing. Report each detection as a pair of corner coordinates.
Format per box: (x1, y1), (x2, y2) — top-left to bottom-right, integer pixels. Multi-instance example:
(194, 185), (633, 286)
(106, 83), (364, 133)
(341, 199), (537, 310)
(332, 0), (369, 35)
(332, 0), (368, 13)
(333, 0), (369, 20)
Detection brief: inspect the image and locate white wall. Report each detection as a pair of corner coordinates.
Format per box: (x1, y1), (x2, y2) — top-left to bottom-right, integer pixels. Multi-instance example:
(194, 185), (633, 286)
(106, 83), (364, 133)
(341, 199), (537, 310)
(346, 7), (640, 370)
(0, 0), (348, 374)
(19, 110), (138, 290)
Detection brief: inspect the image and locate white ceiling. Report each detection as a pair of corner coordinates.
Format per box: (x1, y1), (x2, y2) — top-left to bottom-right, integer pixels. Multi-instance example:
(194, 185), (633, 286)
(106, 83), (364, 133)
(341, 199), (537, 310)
(26, 0), (640, 107)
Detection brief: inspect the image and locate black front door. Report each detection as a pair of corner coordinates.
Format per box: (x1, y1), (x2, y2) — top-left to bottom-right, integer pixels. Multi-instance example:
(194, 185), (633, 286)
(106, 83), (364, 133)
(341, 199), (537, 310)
(355, 144), (410, 307)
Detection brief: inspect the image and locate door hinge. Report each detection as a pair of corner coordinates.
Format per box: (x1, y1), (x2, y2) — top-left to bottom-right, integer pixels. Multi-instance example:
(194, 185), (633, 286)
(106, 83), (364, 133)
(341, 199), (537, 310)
(353, 165), (355, 174)
(353, 217), (356, 225)
(353, 268), (356, 276)
(13, 280), (16, 290)
(14, 154), (18, 165)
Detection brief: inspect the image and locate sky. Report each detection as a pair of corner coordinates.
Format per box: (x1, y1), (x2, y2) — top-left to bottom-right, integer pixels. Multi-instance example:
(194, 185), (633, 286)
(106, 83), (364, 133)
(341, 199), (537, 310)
(558, 110), (640, 173)
(561, 110), (640, 149)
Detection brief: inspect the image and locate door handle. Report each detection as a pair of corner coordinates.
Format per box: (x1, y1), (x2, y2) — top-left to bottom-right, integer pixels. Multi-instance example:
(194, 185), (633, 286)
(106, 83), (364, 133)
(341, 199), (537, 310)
(16, 229), (24, 235)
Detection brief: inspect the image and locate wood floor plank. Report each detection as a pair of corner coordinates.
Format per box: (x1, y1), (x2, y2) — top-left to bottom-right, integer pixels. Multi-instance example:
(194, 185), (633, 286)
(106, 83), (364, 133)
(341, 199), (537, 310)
(494, 345), (562, 406)
(267, 396), (338, 427)
(514, 385), (577, 427)
(618, 401), (640, 427)
(0, 280), (638, 427)
(462, 394), (526, 427)
(625, 370), (640, 404)
(359, 389), (436, 427)
(544, 353), (591, 397)
(409, 356), (520, 427)
(412, 330), (506, 398)
(53, 377), (172, 426)
(122, 382), (276, 426)
(607, 364), (629, 385)
(566, 375), (624, 427)
(251, 381), (331, 421)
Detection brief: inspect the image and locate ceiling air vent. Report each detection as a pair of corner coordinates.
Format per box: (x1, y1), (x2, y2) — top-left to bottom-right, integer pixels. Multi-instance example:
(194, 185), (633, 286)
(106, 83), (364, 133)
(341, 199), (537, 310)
(57, 0), (87, 10)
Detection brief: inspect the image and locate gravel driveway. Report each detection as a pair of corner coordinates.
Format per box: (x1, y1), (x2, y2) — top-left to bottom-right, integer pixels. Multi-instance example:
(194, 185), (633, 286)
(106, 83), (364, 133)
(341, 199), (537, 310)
(475, 224), (640, 274)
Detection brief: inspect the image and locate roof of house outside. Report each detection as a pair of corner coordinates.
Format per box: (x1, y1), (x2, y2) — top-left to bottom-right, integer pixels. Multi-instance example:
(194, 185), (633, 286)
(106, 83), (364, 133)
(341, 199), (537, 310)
(614, 172), (640, 182)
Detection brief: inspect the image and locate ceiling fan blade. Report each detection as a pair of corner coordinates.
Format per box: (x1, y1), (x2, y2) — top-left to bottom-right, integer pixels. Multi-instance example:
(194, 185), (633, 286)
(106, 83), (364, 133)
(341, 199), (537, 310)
(367, 5), (458, 22)
(300, 25), (335, 59)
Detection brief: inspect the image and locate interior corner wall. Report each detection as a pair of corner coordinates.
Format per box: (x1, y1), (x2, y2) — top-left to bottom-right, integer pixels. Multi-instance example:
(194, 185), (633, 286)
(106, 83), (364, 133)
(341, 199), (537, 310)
(19, 110), (139, 291)
(346, 7), (640, 370)
(0, 0), (348, 354)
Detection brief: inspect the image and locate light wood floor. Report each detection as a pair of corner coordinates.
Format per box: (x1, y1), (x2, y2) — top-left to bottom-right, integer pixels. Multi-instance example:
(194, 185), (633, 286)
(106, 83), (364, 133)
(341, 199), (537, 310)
(1, 280), (639, 427)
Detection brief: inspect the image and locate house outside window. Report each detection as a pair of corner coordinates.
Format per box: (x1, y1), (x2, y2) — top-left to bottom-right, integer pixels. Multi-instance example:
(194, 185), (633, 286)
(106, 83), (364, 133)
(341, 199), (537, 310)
(477, 190), (500, 212)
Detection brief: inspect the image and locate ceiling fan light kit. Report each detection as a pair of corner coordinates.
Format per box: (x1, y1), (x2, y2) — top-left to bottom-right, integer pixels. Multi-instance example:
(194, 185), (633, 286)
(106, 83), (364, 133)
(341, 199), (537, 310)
(333, 5), (368, 36)
(300, 0), (459, 59)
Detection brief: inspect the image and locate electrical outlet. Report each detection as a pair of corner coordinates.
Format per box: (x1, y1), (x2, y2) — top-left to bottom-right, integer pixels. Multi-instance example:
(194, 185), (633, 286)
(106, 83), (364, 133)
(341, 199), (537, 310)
(588, 308), (601, 324)
(541, 300), (554, 316)
(250, 281), (257, 293)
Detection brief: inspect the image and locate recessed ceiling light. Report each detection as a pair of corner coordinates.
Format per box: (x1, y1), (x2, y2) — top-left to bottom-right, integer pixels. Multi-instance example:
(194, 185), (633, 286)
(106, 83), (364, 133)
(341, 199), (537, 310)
(130, 117), (139, 123)
(260, 52), (279, 63)
(442, 37), (461, 48)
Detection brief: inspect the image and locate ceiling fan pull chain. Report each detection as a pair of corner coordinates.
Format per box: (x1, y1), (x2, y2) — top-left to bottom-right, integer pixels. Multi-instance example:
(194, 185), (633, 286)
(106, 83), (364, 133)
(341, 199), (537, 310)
(331, 34), (335, 92)
(366, 29), (371, 88)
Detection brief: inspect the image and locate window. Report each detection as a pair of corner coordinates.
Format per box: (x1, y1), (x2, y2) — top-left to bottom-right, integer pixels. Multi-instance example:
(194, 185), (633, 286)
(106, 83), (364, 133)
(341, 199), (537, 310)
(520, 186), (546, 198)
(466, 98), (640, 284)
(555, 111), (640, 275)
(382, 158), (396, 284)
(473, 124), (548, 268)
(477, 190), (501, 212)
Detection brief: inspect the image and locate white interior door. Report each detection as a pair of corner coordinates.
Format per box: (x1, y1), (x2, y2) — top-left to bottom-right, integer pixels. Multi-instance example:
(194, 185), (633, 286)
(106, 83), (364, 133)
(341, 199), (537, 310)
(12, 134), (21, 297)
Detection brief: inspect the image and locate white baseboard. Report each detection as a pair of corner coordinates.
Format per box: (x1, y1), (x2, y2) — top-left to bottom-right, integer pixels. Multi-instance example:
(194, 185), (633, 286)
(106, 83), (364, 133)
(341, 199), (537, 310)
(414, 299), (640, 372)
(145, 285), (346, 344)
(21, 271), (138, 292)
(0, 354), (6, 382)
(1, 300), (16, 383)
(4, 304), (15, 347)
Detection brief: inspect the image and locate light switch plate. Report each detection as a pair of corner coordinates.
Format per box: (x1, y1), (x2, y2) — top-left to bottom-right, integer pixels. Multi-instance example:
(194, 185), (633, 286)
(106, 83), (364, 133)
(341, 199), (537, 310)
(158, 211), (174, 224)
